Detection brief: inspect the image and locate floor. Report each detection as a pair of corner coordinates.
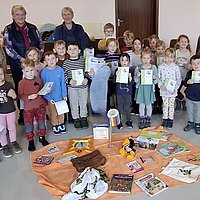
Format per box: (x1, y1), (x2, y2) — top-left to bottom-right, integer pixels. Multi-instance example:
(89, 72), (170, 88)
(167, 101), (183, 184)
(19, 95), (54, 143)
(0, 109), (200, 200)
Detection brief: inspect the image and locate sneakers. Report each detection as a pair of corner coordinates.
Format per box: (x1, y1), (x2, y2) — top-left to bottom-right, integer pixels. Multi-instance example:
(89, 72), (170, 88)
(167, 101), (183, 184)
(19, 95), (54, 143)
(194, 123), (200, 134)
(80, 117), (89, 129)
(117, 122), (123, 129)
(0, 143), (2, 150)
(39, 136), (49, 146)
(11, 141), (22, 154)
(167, 119), (173, 129)
(162, 119), (168, 128)
(58, 124), (67, 134)
(53, 125), (61, 136)
(3, 145), (13, 158)
(139, 117), (146, 129)
(74, 118), (82, 129)
(125, 120), (133, 128)
(184, 121), (194, 132)
(130, 108), (139, 116)
(145, 117), (151, 128)
(28, 140), (36, 151)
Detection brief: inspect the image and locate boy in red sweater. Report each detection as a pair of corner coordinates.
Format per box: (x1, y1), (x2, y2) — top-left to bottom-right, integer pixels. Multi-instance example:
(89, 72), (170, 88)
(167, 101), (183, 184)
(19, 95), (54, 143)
(18, 59), (49, 151)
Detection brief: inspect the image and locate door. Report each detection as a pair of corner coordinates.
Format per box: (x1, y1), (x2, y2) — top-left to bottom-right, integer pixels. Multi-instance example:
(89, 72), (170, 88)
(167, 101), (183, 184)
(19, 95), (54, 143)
(116, 0), (158, 39)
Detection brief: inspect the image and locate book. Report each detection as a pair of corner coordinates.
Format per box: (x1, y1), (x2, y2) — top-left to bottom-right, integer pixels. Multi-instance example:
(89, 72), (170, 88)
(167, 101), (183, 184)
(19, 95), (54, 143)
(38, 82), (54, 95)
(136, 136), (160, 150)
(109, 174), (134, 194)
(71, 69), (84, 86)
(156, 141), (189, 157)
(140, 155), (154, 163)
(54, 100), (69, 115)
(34, 156), (54, 165)
(57, 154), (77, 163)
(126, 160), (144, 173)
(47, 145), (60, 154)
(93, 124), (109, 139)
(134, 173), (168, 197)
(164, 79), (176, 93)
(141, 69), (153, 85)
(191, 71), (200, 83)
(140, 131), (170, 141)
(116, 67), (129, 84)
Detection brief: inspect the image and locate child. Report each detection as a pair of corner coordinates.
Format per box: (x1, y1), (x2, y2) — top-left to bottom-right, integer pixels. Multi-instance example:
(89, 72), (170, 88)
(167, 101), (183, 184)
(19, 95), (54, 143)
(53, 40), (69, 67)
(26, 47), (46, 77)
(63, 41), (89, 129)
(0, 66), (22, 157)
(134, 48), (158, 129)
(183, 55), (200, 134)
(155, 40), (166, 66)
(158, 48), (181, 128)
(41, 51), (67, 135)
(121, 30), (134, 53)
(0, 33), (7, 75)
(115, 53), (133, 129)
(148, 34), (159, 54)
(175, 34), (192, 111)
(104, 38), (120, 110)
(18, 59), (49, 151)
(98, 23), (114, 51)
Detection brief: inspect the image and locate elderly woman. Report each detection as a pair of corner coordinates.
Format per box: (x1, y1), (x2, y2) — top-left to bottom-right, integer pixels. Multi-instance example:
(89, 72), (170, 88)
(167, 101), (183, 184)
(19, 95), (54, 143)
(52, 7), (90, 51)
(4, 5), (44, 125)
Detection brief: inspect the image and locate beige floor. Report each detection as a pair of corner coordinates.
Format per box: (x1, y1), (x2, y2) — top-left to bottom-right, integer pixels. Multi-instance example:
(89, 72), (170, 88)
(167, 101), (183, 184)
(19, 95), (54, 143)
(0, 109), (200, 200)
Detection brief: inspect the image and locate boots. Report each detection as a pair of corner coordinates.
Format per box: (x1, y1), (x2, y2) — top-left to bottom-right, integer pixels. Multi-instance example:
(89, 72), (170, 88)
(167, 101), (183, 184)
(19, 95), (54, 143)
(194, 123), (200, 134)
(145, 117), (151, 128)
(162, 119), (168, 128)
(28, 140), (36, 151)
(167, 119), (173, 129)
(182, 100), (187, 111)
(39, 136), (49, 146)
(139, 117), (146, 129)
(184, 121), (194, 132)
(175, 99), (181, 111)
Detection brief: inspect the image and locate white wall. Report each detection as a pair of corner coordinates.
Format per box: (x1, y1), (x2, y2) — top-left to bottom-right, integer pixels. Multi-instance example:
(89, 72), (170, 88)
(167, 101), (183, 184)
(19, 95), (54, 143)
(0, 0), (199, 52)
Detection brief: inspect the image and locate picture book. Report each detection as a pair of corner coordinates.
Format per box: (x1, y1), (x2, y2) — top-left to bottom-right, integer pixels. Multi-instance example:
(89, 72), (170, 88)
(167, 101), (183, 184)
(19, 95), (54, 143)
(34, 156), (54, 165)
(126, 160), (144, 173)
(164, 78), (176, 93)
(136, 136), (160, 150)
(159, 132), (170, 141)
(141, 69), (153, 85)
(140, 130), (163, 139)
(47, 145), (60, 154)
(116, 67), (129, 84)
(140, 155), (154, 163)
(57, 154), (77, 163)
(134, 173), (168, 197)
(156, 141), (189, 158)
(109, 174), (134, 194)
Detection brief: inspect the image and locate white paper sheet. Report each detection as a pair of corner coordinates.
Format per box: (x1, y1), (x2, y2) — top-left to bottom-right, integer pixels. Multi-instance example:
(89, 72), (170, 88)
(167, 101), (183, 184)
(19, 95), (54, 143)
(54, 100), (69, 115)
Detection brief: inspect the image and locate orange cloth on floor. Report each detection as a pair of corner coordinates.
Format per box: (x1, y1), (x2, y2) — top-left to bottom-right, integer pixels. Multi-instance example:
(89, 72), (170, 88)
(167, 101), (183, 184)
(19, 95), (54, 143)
(31, 126), (200, 199)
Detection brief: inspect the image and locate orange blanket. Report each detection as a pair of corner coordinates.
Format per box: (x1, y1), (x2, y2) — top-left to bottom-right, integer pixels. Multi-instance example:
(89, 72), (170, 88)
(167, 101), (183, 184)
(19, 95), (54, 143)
(31, 126), (200, 199)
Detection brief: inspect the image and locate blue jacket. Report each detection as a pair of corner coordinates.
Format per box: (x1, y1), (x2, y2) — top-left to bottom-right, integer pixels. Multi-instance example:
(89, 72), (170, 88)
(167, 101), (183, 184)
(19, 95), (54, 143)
(53, 21), (90, 50)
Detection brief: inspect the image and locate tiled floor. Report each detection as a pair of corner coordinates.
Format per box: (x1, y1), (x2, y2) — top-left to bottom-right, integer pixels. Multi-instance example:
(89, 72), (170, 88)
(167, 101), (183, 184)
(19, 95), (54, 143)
(0, 110), (200, 200)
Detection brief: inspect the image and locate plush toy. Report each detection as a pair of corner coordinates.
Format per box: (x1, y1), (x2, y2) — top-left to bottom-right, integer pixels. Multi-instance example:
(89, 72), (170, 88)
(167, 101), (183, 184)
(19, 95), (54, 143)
(119, 136), (136, 160)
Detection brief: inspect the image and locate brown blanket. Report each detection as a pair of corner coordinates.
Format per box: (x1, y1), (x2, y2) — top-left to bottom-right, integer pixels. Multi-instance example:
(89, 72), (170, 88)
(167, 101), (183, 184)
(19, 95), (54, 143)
(31, 126), (200, 199)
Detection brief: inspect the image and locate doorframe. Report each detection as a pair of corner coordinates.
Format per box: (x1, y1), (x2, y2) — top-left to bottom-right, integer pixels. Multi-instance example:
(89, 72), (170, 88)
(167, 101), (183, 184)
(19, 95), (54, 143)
(115, 0), (159, 37)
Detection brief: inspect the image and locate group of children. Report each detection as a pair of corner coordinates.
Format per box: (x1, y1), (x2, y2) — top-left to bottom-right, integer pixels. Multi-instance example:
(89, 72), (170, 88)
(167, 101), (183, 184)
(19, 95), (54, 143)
(0, 23), (200, 160)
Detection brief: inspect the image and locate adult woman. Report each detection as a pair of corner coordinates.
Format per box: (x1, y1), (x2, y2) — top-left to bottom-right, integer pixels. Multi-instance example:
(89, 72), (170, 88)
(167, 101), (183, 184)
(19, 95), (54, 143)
(52, 7), (90, 51)
(4, 5), (43, 124)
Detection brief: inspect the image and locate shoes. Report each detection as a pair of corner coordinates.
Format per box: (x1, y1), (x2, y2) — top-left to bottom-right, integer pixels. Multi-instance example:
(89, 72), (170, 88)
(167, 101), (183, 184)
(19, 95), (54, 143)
(11, 141), (22, 154)
(74, 118), (82, 129)
(18, 115), (24, 125)
(80, 117), (89, 129)
(139, 117), (146, 129)
(175, 99), (181, 111)
(3, 145), (13, 158)
(145, 117), (151, 128)
(184, 121), (194, 132)
(58, 124), (67, 134)
(162, 119), (168, 128)
(194, 123), (200, 134)
(0, 143), (2, 150)
(28, 140), (36, 151)
(53, 125), (61, 136)
(117, 122), (123, 129)
(125, 120), (133, 128)
(182, 100), (187, 111)
(130, 108), (139, 116)
(39, 136), (49, 146)
(167, 119), (173, 129)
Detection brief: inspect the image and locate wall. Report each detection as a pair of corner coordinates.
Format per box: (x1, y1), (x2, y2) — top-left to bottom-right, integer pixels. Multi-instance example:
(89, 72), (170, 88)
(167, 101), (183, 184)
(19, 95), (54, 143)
(0, 0), (199, 52)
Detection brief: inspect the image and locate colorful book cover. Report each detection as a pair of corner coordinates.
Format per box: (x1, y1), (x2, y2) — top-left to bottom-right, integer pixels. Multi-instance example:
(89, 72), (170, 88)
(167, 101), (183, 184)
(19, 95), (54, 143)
(140, 155), (154, 163)
(135, 173), (168, 197)
(156, 141), (189, 157)
(136, 136), (160, 150)
(34, 156), (54, 165)
(126, 160), (144, 173)
(140, 131), (163, 139)
(109, 174), (134, 194)
(164, 79), (176, 93)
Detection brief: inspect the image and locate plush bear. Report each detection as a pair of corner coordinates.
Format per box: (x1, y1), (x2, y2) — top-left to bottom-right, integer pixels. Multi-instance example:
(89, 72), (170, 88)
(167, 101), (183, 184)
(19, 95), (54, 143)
(119, 136), (136, 160)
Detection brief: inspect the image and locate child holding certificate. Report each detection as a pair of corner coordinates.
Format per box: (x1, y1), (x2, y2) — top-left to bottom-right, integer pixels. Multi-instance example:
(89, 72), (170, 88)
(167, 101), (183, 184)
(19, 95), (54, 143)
(134, 48), (158, 129)
(115, 53), (133, 129)
(18, 59), (49, 151)
(183, 55), (200, 134)
(158, 48), (181, 129)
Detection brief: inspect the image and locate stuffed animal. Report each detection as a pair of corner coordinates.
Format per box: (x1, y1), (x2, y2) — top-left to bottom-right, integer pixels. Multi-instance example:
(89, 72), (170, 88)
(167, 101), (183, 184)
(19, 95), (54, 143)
(119, 136), (136, 160)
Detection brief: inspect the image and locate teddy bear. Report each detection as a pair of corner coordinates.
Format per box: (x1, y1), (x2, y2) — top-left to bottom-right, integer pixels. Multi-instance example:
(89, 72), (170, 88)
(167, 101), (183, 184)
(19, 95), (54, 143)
(119, 136), (136, 160)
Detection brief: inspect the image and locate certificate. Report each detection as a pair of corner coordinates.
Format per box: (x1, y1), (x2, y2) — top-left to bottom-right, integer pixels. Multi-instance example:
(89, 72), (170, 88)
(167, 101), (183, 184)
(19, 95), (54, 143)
(116, 67), (129, 83)
(38, 82), (54, 95)
(71, 69), (84, 86)
(85, 56), (105, 74)
(93, 124), (109, 139)
(191, 71), (200, 83)
(141, 69), (153, 85)
(164, 79), (176, 93)
(54, 100), (69, 115)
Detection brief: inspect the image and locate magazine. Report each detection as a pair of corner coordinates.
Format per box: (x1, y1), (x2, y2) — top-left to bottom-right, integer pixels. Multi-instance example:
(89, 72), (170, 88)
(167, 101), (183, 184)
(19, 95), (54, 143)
(126, 160), (144, 173)
(156, 141), (189, 157)
(109, 174), (133, 194)
(134, 173), (168, 197)
(141, 69), (153, 85)
(136, 136), (160, 150)
(140, 155), (154, 163)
